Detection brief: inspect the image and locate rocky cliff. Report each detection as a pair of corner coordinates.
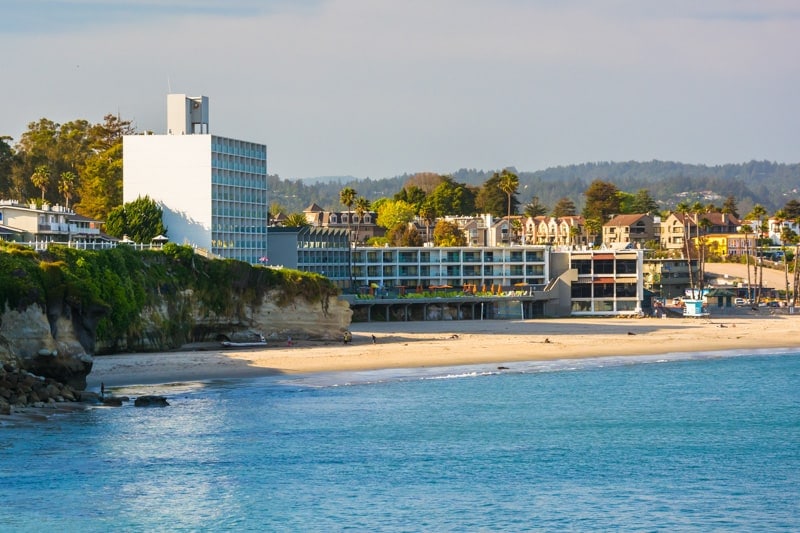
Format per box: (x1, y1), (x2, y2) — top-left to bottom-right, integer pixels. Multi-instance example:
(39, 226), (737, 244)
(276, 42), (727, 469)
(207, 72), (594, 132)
(0, 290), (351, 389)
(0, 243), (352, 407)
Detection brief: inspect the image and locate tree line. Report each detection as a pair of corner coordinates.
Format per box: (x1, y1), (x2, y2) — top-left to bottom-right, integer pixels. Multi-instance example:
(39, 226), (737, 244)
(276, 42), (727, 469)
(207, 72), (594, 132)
(3, 113), (799, 244)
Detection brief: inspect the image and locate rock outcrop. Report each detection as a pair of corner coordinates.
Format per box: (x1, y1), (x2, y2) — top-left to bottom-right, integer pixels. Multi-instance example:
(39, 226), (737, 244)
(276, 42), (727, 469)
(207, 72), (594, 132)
(0, 290), (353, 404)
(0, 305), (93, 390)
(0, 363), (81, 415)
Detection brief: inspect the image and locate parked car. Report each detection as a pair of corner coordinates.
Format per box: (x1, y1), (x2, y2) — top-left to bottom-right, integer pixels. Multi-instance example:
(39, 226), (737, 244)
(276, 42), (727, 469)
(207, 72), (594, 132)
(734, 298), (746, 306)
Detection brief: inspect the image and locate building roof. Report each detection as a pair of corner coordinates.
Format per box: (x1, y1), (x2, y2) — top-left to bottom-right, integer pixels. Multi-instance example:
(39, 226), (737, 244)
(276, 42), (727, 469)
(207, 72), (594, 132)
(671, 212), (740, 226)
(604, 213), (650, 227)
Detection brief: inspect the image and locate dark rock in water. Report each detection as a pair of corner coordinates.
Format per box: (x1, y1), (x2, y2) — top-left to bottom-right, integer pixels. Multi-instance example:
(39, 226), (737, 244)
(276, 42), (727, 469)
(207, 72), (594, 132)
(134, 395), (169, 407)
(102, 396), (124, 407)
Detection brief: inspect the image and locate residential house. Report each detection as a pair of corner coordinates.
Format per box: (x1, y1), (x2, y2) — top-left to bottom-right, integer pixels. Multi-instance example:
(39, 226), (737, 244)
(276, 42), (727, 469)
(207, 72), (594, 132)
(527, 216), (588, 246)
(602, 214), (658, 248)
(660, 212), (741, 252)
(0, 201), (104, 244)
(302, 203), (383, 243)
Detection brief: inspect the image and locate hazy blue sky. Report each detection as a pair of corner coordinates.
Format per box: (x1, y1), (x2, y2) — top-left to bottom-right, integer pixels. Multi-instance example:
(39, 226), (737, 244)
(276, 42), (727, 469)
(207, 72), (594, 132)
(2, 0), (798, 179)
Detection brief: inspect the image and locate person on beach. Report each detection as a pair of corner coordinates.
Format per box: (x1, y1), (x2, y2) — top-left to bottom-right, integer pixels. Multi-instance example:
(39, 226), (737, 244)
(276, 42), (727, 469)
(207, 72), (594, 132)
(372, 334), (376, 344)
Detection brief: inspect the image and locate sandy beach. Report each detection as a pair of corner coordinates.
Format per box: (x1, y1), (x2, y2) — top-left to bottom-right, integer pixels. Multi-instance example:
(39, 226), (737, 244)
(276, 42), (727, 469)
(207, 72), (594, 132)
(86, 313), (800, 389)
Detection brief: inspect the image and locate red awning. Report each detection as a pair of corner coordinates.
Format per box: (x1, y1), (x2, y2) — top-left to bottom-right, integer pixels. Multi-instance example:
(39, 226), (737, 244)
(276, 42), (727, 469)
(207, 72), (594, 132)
(593, 277), (615, 283)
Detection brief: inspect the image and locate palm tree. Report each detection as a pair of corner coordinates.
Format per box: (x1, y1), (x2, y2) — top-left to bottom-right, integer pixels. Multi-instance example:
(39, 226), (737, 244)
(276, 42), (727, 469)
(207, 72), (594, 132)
(690, 202), (705, 298)
(746, 205), (768, 305)
(510, 218), (523, 245)
(739, 223), (754, 304)
(339, 187), (356, 238)
(353, 196), (371, 245)
(676, 201), (695, 293)
(282, 212), (311, 227)
(774, 209), (797, 307)
(498, 169), (519, 230)
(31, 165), (50, 202)
(419, 204), (435, 244)
(340, 186), (358, 291)
(697, 216), (712, 297)
(58, 171), (77, 209)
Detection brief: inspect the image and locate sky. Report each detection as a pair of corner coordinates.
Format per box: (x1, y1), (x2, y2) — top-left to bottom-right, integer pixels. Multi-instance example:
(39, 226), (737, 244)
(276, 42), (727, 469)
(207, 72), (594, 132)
(1, 0), (799, 180)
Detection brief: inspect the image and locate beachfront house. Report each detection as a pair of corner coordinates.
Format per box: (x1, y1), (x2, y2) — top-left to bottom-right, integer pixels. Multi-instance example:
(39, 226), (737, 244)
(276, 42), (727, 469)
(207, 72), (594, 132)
(0, 200), (105, 246)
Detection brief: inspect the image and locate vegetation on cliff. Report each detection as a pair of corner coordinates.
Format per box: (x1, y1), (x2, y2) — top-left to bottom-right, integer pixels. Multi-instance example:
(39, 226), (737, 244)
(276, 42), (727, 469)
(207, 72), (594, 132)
(0, 241), (339, 351)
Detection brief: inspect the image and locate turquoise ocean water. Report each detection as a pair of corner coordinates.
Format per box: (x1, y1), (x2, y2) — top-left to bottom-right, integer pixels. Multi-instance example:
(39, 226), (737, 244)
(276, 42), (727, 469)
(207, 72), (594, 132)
(2, 349), (799, 532)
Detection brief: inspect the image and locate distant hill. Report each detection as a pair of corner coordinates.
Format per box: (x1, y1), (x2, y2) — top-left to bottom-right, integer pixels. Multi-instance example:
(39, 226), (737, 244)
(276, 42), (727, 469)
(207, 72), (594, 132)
(270, 160), (800, 216)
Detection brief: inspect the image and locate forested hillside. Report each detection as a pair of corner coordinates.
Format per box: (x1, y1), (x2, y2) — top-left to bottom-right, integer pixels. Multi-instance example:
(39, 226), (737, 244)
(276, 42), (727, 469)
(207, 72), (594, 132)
(270, 160), (799, 216)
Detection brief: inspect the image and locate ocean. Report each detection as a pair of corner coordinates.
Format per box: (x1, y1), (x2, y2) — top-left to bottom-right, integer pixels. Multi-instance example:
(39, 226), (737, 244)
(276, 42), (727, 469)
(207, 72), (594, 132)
(2, 349), (799, 532)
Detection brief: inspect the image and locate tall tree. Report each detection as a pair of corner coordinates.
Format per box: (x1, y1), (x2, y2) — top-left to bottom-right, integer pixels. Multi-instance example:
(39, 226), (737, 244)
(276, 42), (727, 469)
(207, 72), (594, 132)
(58, 171), (77, 208)
(418, 203), (436, 243)
(783, 198), (800, 219)
(376, 199), (416, 230)
(30, 165), (50, 201)
(582, 180), (620, 244)
(523, 196), (547, 217)
(393, 185), (426, 211)
(0, 136), (14, 197)
(773, 209), (797, 306)
(433, 219), (466, 247)
(551, 197), (577, 217)
(629, 189), (659, 214)
(476, 171), (517, 217)
(498, 169), (520, 222)
(75, 143), (122, 220)
(428, 177), (475, 217)
(582, 180), (620, 222)
(339, 186), (356, 238)
(676, 201), (695, 292)
(353, 196), (371, 244)
(739, 223), (754, 304)
(746, 204), (768, 305)
(386, 224), (423, 246)
(721, 195), (739, 218)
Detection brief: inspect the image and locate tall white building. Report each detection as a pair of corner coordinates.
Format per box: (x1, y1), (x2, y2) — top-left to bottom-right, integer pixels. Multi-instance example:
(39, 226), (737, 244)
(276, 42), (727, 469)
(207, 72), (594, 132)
(123, 94), (268, 263)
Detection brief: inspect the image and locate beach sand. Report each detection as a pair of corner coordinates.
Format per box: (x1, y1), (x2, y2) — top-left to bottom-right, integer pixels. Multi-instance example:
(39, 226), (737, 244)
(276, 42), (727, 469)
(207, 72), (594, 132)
(86, 313), (800, 389)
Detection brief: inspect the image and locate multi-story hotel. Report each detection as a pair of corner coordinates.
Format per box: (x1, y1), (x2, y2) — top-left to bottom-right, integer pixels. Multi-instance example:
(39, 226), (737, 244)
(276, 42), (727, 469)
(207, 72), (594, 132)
(123, 94), (268, 263)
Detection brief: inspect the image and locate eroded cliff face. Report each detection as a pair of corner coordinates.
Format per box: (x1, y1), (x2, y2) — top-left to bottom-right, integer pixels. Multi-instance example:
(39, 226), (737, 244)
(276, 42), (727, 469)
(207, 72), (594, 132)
(0, 304), (94, 390)
(1, 291), (353, 392)
(102, 290), (353, 352)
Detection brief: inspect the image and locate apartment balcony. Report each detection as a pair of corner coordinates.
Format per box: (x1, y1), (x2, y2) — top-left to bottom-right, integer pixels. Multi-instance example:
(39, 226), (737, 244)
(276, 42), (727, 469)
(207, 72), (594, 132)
(38, 223), (100, 235)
